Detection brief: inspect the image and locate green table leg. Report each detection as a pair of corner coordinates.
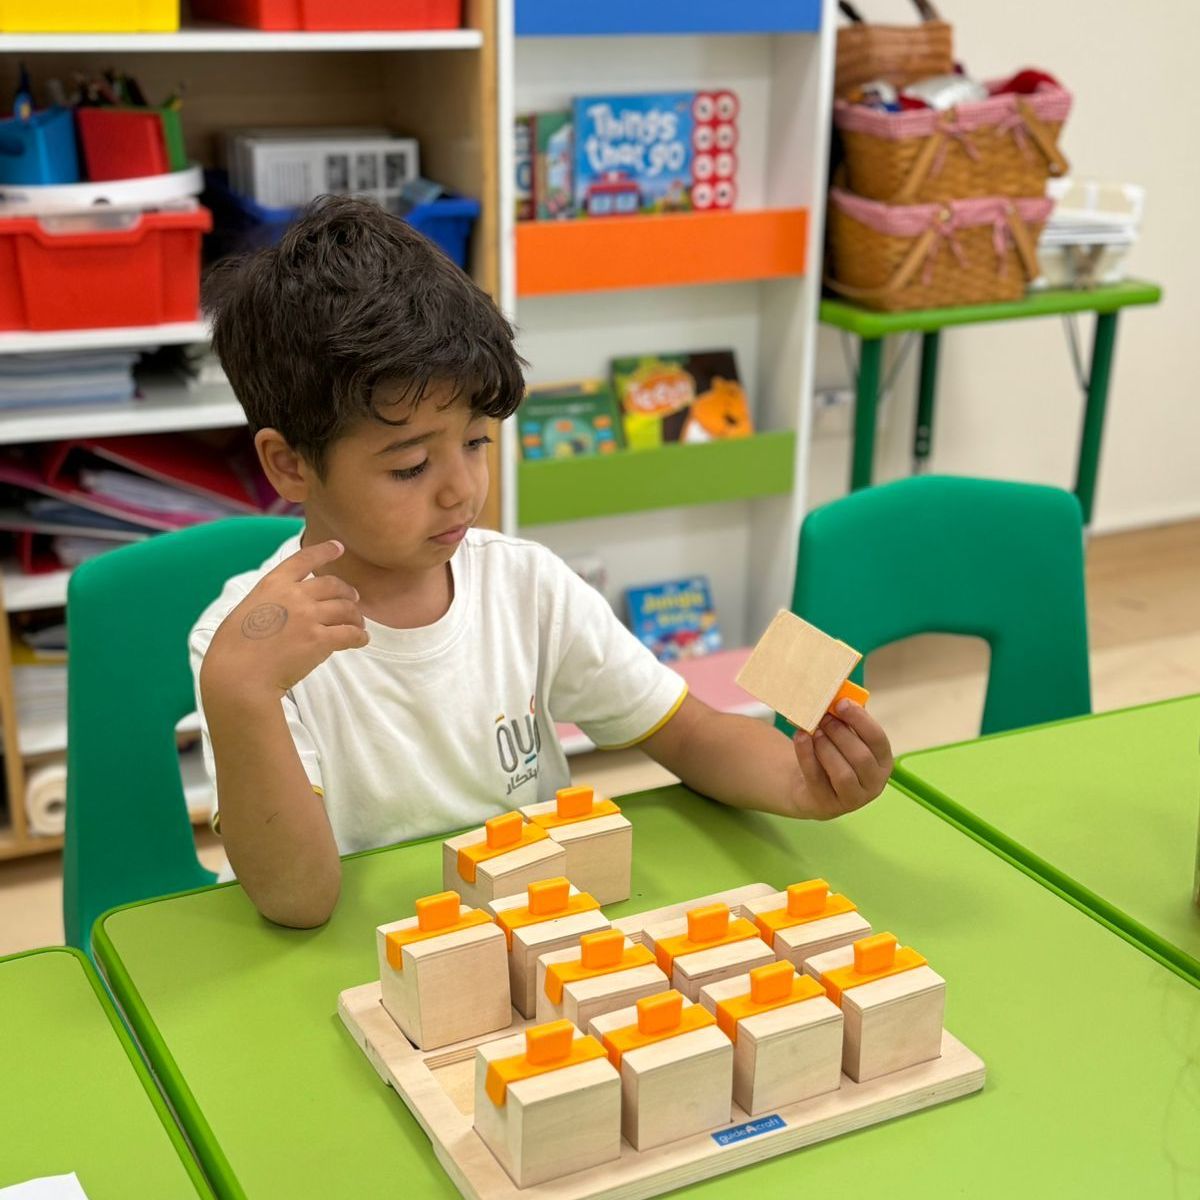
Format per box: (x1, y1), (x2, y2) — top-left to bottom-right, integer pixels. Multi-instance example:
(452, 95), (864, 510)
(851, 337), (883, 490)
(1075, 312), (1119, 525)
(912, 330), (941, 472)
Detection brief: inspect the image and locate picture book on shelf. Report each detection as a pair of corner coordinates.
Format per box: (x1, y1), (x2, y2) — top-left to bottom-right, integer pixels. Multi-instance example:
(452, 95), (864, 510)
(573, 90), (739, 218)
(518, 380), (623, 460)
(514, 114), (534, 221)
(534, 111), (573, 220)
(626, 576), (722, 663)
(610, 348), (753, 450)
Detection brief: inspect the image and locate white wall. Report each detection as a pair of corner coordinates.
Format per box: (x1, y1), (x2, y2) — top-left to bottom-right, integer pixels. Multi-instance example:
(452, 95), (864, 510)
(808, 0), (1199, 532)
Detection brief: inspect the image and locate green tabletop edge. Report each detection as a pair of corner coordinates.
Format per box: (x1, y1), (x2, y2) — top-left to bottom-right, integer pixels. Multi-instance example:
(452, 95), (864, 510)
(893, 693), (1200, 989)
(3, 945), (217, 1199)
(819, 279), (1163, 338)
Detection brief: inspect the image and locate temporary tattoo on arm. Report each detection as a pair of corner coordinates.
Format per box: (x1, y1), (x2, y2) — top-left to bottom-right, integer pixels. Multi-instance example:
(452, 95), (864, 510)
(241, 603), (288, 639)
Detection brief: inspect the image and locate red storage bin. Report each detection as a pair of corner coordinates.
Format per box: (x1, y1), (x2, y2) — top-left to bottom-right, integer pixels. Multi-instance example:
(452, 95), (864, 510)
(190, 0), (461, 30)
(0, 207), (212, 331)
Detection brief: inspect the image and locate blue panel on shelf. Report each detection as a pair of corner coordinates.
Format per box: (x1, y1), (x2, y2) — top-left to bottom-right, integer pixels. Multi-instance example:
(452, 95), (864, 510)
(515, 0), (820, 37)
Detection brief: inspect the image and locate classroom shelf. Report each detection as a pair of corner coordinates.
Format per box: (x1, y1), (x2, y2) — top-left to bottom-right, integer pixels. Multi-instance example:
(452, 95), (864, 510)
(0, 24), (484, 52)
(0, 378), (246, 445)
(515, 0), (820, 37)
(518, 430), (796, 525)
(556, 645), (770, 754)
(2, 564), (70, 612)
(0, 321), (210, 356)
(515, 209), (808, 297)
(0, 825), (60, 860)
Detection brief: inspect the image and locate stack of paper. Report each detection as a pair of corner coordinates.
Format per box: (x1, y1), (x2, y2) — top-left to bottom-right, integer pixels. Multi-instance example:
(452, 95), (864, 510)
(0, 351), (140, 413)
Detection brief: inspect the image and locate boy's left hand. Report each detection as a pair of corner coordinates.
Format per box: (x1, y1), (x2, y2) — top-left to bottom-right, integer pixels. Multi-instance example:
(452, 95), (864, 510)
(791, 700), (893, 820)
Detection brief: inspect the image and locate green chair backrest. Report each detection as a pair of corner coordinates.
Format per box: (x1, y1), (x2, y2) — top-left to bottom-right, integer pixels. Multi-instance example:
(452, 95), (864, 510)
(788, 475), (1091, 738)
(64, 515), (302, 950)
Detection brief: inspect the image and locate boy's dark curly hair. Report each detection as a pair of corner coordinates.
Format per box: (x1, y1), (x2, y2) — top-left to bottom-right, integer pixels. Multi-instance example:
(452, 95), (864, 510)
(204, 195), (524, 474)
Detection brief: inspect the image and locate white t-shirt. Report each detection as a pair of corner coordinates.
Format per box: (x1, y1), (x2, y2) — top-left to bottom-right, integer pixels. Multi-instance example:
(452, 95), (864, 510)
(189, 528), (687, 854)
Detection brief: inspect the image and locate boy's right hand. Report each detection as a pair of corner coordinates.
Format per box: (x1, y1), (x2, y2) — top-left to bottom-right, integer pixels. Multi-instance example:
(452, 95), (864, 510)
(199, 539), (368, 705)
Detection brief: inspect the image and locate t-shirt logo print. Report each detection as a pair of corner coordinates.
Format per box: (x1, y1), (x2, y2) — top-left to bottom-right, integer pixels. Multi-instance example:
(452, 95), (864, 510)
(497, 695), (541, 797)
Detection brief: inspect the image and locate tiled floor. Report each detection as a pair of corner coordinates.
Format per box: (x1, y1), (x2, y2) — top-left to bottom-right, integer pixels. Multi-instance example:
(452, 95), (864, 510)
(2, 518), (1198, 957)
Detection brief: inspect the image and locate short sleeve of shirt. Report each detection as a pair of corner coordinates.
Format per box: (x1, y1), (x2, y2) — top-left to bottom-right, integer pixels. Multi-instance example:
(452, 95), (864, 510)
(188, 623), (325, 817)
(543, 555), (687, 749)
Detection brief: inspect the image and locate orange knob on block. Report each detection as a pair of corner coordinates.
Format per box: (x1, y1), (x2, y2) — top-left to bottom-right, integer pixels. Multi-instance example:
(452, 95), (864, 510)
(687, 903), (730, 943)
(486, 811), (524, 850)
(637, 990), (683, 1035)
(580, 929), (625, 969)
(786, 879), (829, 918)
(415, 891), (461, 933)
(831, 679), (870, 710)
(528, 876), (571, 916)
(749, 961), (795, 1005)
(526, 1019), (575, 1064)
(854, 932), (898, 974)
(556, 785), (595, 819)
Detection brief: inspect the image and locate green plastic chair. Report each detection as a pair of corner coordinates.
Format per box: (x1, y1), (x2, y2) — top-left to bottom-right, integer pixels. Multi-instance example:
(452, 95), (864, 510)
(786, 475), (1091, 738)
(64, 515), (302, 950)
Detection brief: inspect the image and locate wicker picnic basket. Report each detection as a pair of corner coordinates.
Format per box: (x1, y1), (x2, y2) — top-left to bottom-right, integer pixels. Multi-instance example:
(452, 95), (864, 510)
(835, 83), (1072, 204)
(826, 188), (1054, 312)
(834, 5), (953, 99)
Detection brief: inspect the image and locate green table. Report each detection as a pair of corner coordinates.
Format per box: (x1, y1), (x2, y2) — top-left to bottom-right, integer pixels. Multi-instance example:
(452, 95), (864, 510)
(0, 946), (212, 1198)
(820, 280), (1162, 522)
(894, 694), (1200, 987)
(95, 785), (1199, 1198)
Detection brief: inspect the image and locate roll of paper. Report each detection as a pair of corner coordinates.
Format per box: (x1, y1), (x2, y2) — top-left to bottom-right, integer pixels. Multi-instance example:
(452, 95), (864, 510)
(25, 759), (67, 838)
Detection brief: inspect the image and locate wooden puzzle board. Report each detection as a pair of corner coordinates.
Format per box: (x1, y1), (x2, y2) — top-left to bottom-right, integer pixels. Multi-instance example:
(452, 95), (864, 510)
(339, 885), (986, 1200)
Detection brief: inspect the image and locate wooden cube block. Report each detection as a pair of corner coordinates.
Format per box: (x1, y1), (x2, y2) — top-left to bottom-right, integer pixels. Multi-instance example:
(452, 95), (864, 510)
(746, 879), (872, 969)
(700, 961), (843, 1116)
(376, 890), (511, 1051)
(473, 1020), (621, 1188)
(589, 990), (733, 1151)
(644, 902), (774, 1001)
(804, 932), (946, 1083)
(519, 786), (633, 904)
(736, 610), (862, 733)
(536, 928), (670, 1028)
(487, 878), (612, 1018)
(442, 811), (567, 911)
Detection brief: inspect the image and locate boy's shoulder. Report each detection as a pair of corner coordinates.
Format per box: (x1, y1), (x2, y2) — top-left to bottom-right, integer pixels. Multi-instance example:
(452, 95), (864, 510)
(190, 531), (302, 638)
(462, 527), (580, 593)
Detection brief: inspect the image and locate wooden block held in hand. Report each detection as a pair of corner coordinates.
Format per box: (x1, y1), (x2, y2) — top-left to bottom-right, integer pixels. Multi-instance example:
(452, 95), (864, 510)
(736, 610), (862, 733)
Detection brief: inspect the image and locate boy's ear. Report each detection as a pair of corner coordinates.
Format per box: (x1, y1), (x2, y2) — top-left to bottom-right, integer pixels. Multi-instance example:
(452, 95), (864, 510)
(254, 428), (313, 503)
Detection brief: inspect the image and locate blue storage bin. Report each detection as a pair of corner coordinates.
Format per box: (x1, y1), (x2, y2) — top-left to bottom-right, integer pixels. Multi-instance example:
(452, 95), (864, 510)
(0, 108), (80, 186)
(202, 171), (480, 270)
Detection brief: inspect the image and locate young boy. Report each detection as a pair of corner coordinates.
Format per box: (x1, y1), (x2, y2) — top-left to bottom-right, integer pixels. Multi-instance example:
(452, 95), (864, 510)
(192, 197), (893, 929)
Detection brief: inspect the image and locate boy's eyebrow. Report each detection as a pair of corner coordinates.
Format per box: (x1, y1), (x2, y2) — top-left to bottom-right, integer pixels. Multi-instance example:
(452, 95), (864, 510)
(374, 431), (437, 454)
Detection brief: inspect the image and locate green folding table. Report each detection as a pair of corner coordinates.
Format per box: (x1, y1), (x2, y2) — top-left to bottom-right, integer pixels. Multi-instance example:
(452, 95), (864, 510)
(94, 783), (1199, 1198)
(0, 946), (212, 1198)
(820, 280), (1162, 522)
(894, 693), (1200, 988)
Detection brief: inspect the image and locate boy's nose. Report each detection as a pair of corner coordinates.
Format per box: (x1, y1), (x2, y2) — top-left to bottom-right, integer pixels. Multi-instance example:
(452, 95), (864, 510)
(437, 452), (475, 508)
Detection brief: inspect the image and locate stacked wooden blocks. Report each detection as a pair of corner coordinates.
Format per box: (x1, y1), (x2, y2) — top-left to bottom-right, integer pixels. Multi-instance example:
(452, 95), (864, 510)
(804, 931), (946, 1082)
(520, 785), (633, 904)
(643, 901), (775, 1000)
(474, 1019), (621, 1188)
(537, 928), (669, 1028)
(590, 990), (734, 1151)
(376, 889), (510, 1051)
(487, 877), (611, 1018)
(442, 810), (566, 910)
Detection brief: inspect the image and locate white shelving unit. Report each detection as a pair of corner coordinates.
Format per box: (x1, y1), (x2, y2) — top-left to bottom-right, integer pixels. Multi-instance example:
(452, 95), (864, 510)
(495, 2), (835, 727)
(0, 4), (501, 859)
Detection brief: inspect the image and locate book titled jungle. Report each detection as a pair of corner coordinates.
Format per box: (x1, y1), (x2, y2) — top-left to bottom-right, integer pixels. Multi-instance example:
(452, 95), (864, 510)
(626, 576), (723, 663)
